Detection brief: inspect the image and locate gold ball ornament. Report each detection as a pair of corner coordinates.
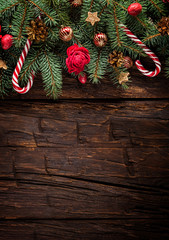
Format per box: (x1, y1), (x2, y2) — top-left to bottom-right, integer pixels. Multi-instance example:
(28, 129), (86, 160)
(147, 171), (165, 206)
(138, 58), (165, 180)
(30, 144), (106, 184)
(59, 27), (73, 42)
(94, 33), (107, 47)
(71, 0), (83, 7)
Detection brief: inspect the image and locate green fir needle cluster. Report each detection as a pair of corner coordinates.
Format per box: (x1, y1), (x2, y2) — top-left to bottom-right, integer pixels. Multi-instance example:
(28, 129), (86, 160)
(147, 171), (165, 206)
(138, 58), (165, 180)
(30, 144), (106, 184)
(0, 0), (169, 98)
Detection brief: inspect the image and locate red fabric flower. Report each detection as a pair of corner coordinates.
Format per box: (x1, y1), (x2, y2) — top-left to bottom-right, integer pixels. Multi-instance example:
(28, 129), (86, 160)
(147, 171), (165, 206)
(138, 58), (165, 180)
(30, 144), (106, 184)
(66, 44), (90, 75)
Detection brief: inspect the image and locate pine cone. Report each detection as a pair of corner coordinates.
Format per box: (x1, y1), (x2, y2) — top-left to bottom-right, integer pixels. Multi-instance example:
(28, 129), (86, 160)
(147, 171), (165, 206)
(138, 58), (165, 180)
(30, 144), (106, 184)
(26, 19), (48, 43)
(108, 50), (124, 68)
(158, 17), (169, 36)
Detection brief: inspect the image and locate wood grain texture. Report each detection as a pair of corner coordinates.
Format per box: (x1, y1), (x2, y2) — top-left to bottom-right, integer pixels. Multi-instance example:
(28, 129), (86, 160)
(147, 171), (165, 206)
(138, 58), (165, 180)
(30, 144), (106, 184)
(0, 219), (169, 240)
(1, 68), (169, 239)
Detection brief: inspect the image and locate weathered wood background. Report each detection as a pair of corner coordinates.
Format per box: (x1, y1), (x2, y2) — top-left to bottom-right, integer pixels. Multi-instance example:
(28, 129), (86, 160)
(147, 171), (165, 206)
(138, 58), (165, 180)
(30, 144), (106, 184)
(0, 63), (169, 239)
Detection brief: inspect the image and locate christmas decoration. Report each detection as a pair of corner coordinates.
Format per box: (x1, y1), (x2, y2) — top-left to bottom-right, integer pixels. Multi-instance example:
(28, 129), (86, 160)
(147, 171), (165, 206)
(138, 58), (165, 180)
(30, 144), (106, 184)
(158, 17), (169, 35)
(85, 12), (100, 26)
(66, 44), (90, 75)
(108, 51), (124, 68)
(120, 23), (161, 77)
(0, 0), (168, 98)
(1, 34), (13, 50)
(94, 33), (107, 47)
(0, 60), (7, 70)
(118, 72), (130, 85)
(71, 0), (83, 7)
(78, 72), (87, 84)
(26, 19), (48, 43)
(59, 27), (73, 42)
(127, 3), (142, 16)
(123, 56), (133, 69)
(12, 39), (35, 94)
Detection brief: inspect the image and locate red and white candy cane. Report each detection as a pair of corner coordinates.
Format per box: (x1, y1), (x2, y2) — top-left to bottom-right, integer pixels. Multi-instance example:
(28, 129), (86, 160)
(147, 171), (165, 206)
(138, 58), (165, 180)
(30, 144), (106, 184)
(12, 39), (35, 94)
(120, 23), (161, 77)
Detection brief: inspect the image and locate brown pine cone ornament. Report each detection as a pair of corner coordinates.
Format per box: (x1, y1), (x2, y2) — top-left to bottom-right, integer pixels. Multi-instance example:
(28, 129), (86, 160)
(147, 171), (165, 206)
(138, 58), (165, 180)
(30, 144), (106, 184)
(59, 27), (73, 42)
(158, 17), (169, 36)
(26, 18), (48, 43)
(94, 33), (107, 47)
(108, 50), (124, 68)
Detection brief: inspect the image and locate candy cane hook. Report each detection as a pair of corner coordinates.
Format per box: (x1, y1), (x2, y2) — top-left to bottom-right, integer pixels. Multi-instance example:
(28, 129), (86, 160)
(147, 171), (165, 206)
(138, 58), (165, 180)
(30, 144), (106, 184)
(120, 23), (161, 77)
(12, 39), (35, 94)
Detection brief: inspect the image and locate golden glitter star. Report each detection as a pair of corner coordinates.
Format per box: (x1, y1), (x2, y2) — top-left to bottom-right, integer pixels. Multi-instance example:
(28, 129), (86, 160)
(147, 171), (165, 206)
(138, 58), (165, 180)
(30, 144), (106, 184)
(118, 72), (130, 85)
(85, 12), (100, 26)
(0, 60), (7, 70)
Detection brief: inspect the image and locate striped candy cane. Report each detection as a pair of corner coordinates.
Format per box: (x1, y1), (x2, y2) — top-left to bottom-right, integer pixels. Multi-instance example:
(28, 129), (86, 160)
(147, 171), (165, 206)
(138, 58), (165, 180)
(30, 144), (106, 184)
(12, 39), (35, 94)
(120, 23), (161, 77)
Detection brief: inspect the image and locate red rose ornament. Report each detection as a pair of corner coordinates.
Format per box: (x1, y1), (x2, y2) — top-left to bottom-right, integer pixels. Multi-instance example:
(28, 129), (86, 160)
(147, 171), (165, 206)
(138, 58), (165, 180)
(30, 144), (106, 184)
(66, 44), (90, 75)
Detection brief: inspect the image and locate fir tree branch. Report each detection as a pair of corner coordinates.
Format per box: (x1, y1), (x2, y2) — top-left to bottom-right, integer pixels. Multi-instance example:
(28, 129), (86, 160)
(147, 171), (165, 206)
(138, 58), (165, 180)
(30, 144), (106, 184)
(143, 33), (161, 42)
(19, 50), (41, 82)
(94, 49), (101, 81)
(0, 1), (20, 14)
(113, 5), (122, 47)
(148, 0), (164, 14)
(17, 2), (27, 42)
(27, 0), (55, 21)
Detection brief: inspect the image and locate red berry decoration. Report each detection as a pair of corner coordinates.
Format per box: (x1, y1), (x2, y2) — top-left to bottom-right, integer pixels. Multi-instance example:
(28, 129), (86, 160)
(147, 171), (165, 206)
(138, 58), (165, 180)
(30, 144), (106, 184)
(128, 3), (142, 16)
(123, 56), (133, 69)
(94, 33), (107, 47)
(0, 27), (13, 50)
(78, 72), (87, 84)
(1, 34), (13, 50)
(59, 26), (73, 42)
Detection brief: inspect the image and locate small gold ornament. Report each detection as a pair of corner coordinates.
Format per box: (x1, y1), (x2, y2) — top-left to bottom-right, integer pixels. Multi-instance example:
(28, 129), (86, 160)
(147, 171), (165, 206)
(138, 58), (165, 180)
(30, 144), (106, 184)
(26, 19), (48, 43)
(108, 50), (124, 68)
(0, 60), (8, 70)
(85, 12), (100, 26)
(158, 17), (169, 36)
(71, 0), (83, 7)
(118, 72), (130, 85)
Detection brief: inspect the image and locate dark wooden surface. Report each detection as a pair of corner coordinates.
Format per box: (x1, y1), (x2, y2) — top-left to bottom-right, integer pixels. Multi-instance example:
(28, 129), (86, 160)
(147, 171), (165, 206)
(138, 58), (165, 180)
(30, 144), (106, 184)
(0, 65), (169, 239)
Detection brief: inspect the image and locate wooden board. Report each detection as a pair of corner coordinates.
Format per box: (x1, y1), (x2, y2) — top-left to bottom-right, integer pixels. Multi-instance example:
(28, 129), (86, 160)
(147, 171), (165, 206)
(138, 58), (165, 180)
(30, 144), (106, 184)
(0, 100), (169, 239)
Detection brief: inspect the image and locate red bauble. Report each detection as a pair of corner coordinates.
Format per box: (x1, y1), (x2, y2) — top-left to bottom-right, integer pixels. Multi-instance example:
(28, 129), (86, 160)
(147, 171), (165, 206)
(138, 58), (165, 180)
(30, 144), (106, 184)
(123, 56), (133, 69)
(127, 3), (142, 16)
(78, 72), (87, 84)
(94, 33), (107, 47)
(59, 27), (73, 42)
(1, 34), (13, 50)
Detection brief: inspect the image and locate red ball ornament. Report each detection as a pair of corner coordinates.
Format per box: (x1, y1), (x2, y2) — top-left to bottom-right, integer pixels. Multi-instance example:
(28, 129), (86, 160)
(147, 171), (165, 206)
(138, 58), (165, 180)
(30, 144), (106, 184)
(59, 27), (73, 42)
(123, 56), (133, 69)
(1, 34), (13, 50)
(128, 3), (142, 16)
(94, 33), (107, 47)
(78, 72), (87, 84)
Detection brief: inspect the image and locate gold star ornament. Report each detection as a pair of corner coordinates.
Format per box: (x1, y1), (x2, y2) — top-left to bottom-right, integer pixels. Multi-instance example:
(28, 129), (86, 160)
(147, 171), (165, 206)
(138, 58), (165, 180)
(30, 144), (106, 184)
(118, 72), (130, 85)
(0, 60), (8, 70)
(85, 12), (100, 26)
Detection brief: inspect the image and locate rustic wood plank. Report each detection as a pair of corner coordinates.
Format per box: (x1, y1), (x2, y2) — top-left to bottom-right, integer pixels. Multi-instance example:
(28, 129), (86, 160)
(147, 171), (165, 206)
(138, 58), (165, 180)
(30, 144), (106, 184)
(1, 147), (169, 185)
(0, 175), (169, 219)
(5, 64), (169, 99)
(0, 100), (169, 148)
(0, 99), (169, 237)
(0, 219), (169, 240)
(0, 146), (169, 219)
